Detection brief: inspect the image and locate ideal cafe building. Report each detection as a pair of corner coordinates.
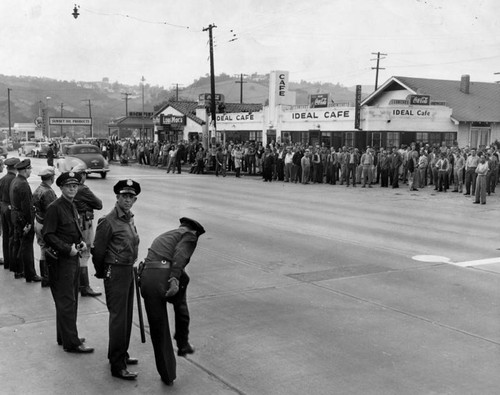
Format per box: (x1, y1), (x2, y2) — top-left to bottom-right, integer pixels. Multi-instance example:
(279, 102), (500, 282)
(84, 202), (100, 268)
(154, 71), (500, 150)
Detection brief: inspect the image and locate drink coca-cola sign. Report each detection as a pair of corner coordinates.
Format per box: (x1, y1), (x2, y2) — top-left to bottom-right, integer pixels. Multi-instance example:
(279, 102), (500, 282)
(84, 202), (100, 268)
(409, 95), (430, 105)
(310, 94), (329, 108)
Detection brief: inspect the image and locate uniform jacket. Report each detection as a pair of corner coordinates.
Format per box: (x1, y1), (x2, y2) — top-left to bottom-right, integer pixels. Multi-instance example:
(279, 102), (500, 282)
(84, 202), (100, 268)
(144, 227), (199, 280)
(92, 203), (139, 277)
(9, 174), (34, 226)
(33, 182), (57, 223)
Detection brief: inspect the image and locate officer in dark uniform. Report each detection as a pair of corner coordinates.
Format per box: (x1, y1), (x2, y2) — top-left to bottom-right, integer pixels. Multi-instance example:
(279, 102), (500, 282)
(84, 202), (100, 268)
(72, 164), (103, 297)
(46, 144), (55, 166)
(43, 171), (94, 353)
(33, 166), (57, 287)
(139, 217), (205, 386)
(92, 179), (141, 381)
(9, 159), (41, 281)
(0, 158), (17, 269)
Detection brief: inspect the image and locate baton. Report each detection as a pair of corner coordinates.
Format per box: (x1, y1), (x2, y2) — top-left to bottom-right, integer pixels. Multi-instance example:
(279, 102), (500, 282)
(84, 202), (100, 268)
(133, 266), (146, 343)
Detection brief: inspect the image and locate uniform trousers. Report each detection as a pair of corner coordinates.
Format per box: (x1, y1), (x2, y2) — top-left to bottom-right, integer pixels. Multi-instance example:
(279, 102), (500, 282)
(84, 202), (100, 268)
(49, 256), (81, 349)
(11, 217), (36, 278)
(140, 269), (191, 383)
(104, 264), (134, 372)
(1, 204), (12, 269)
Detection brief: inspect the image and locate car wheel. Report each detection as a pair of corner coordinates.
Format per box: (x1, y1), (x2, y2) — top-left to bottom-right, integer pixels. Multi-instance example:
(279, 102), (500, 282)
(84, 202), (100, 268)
(101, 172), (107, 179)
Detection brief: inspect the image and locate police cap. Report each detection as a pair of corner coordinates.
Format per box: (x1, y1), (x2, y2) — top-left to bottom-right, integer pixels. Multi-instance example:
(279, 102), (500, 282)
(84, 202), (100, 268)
(3, 158), (21, 168)
(179, 217), (205, 236)
(15, 159), (31, 170)
(38, 166), (55, 177)
(56, 171), (82, 187)
(4, 157), (20, 168)
(113, 179), (141, 196)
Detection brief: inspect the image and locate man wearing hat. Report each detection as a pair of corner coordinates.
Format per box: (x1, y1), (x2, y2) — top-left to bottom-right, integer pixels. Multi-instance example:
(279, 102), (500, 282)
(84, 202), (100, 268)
(0, 157), (19, 271)
(43, 171), (94, 353)
(9, 159), (41, 281)
(139, 217), (205, 386)
(33, 167), (57, 287)
(92, 179), (141, 380)
(72, 164), (103, 297)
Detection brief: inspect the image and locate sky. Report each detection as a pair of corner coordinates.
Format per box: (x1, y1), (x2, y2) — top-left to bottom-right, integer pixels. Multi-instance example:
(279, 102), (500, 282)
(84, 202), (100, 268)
(1, 0), (500, 88)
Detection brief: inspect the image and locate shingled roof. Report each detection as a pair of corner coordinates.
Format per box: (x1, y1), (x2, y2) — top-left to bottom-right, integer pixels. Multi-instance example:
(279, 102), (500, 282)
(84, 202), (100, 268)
(154, 101), (205, 125)
(363, 76), (500, 123)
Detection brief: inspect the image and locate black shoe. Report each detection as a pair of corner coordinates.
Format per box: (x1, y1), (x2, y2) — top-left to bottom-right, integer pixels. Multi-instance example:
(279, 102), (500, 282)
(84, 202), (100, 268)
(26, 275), (42, 283)
(0, 257), (3, 265)
(162, 378), (174, 386)
(58, 337), (85, 346)
(473, 201), (480, 204)
(112, 369), (137, 380)
(14, 272), (24, 279)
(64, 344), (94, 353)
(41, 280), (50, 288)
(126, 358), (139, 365)
(81, 287), (102, 297)
(177, 343), (195, 357)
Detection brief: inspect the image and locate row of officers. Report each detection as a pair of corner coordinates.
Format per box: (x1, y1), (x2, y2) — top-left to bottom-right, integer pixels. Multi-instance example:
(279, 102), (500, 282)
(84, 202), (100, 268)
(0, 157), (206, 386)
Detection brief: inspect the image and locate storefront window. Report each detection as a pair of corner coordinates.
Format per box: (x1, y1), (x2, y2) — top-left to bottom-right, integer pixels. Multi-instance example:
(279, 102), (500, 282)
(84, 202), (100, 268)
(386, 132), (400, 149)
(443, 132), (456, 147)
(371, 132), (382, 149)
(415, 132), (428, 145)
(345, 132), (354, 147)
(470, 127), (490, 149)
(249, 131), (262, 142)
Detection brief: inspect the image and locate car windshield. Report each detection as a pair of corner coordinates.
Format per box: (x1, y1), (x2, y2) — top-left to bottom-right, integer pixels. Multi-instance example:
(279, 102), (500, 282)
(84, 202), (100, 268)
(70, 146), (100, 155)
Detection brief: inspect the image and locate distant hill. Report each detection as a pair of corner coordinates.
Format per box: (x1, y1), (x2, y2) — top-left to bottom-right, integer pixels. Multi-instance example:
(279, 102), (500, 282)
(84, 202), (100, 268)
(0, 73), (373, 138)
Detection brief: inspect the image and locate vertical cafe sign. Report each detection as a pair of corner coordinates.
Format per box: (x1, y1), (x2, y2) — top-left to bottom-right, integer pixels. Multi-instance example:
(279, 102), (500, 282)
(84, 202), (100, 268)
(355, 85), (362, 130)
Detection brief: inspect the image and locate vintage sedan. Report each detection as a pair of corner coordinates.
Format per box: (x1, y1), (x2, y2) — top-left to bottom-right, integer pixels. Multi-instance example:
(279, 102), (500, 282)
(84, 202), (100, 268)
(32, 142), (51, 157)
(56, 144), (110, 178)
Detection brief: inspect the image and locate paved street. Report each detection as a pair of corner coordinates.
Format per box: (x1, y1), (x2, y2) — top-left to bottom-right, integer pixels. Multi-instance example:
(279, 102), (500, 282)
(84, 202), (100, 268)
(1, 158), (500, 394)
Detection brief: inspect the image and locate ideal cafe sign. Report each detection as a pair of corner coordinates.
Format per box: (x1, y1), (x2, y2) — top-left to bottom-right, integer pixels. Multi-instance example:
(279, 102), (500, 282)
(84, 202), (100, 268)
(284, 107), (354, 122)
(216, 111), (262, 123)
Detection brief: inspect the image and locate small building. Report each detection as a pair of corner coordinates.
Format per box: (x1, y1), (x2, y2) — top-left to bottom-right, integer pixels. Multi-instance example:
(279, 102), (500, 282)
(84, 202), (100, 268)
(361, 75), (500, 149)
(108, 112), (155, 140)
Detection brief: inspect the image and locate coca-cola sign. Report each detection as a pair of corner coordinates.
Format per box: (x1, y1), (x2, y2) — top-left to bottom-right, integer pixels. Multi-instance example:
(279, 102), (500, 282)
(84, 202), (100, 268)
(409, 95), (431, 105)
(310, 94), (329, 108)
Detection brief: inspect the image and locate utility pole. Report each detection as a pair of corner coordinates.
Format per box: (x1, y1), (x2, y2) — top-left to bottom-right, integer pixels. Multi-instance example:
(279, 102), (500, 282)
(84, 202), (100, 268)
(203, 24), (217, 137)
(235, 74), (247, 104)
(371, 52), (387, 91)
(141, 76), (145, 140)
(171, 84), (183, 101)
(82, 99), (93, 138)
(60, 103), (64, 138)
(122, 92), (132, 117)
(7, 88), (12, 140)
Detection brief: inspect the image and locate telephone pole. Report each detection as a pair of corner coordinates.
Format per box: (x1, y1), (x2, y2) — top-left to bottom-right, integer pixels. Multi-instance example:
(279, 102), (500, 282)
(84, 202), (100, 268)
(7, 88), (12, 139)
(235, 74), (247, 104)
(141, 76), (145, 140)
(81, 99), (93, 138)
(371, 52), (387, 91)
(121, 92), (132, 116)
(60, 103), (64, 137)
(203, 24), (217, 133)
(171, 84), (183, 101)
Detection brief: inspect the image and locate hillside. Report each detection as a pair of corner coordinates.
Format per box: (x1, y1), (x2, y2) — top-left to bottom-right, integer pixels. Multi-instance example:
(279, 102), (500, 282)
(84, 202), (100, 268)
(0, 73), (373, 138)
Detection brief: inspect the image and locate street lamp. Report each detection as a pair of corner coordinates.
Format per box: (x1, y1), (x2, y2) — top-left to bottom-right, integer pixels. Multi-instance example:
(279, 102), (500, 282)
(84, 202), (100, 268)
(7, 88), (12, 140)
(141, 76), (145, 140)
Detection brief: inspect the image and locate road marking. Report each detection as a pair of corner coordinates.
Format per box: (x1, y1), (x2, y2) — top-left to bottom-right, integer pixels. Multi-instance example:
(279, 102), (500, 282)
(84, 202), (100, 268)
(412, 255), (500, 268)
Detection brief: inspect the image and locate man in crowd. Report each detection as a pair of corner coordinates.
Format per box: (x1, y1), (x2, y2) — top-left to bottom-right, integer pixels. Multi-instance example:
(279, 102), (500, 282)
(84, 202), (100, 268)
(10, 159), (41, 282)
(93, 179), (141, 381)
(140, 217), (205, 386)
(43, 171), (94, 353)
(33, 166), (57, 287)
(0, 157), (17, 270)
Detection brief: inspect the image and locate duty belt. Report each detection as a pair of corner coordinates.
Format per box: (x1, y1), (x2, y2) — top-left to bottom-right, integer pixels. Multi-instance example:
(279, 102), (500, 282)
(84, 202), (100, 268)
(144, 260), (172, 269)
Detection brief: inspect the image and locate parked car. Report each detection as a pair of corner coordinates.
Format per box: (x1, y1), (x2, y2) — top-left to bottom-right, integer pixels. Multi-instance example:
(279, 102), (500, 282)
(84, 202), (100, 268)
(56, 144), (110, 178)
(20, 142), (38, 157)
(32, 142), (51, 158)
(58, 142), (75, 157)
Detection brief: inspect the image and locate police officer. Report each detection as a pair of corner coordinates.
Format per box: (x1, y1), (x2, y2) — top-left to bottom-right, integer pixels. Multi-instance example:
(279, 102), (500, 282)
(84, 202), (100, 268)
(72, 164), (103, 297)
(140, 217), (205, 386)
(92, 179), (140, 381)
(43, 171), (94, 353)
(32, 166), (57, 287)
(10, 159), (41, 282)
(0, 157), (19, 271)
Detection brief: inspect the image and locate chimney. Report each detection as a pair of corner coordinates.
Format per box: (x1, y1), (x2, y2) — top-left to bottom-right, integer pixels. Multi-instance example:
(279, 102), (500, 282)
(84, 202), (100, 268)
(460, 74), (470, 94)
